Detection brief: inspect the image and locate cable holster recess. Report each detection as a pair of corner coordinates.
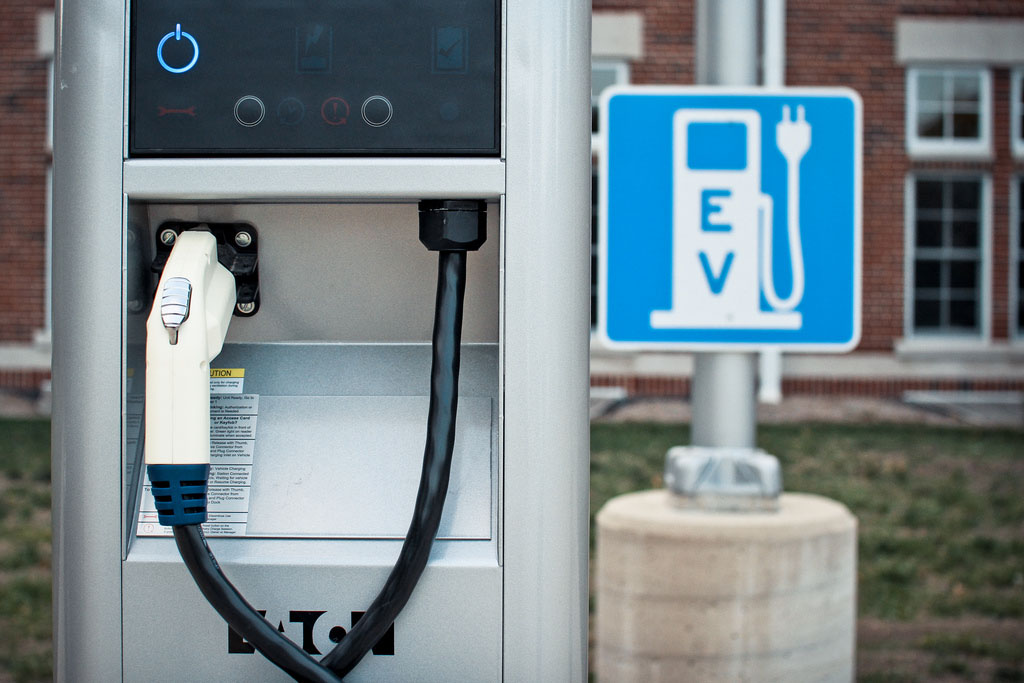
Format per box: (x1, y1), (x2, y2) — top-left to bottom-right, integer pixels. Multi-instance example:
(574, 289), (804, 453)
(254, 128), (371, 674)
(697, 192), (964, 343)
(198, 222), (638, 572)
(169, 200), (486, 681)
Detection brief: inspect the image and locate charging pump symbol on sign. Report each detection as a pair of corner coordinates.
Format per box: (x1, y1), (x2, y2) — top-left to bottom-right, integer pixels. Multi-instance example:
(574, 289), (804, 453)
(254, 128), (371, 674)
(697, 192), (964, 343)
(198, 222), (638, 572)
(652, 106), (809, 330)
(599, 88), (861, 350)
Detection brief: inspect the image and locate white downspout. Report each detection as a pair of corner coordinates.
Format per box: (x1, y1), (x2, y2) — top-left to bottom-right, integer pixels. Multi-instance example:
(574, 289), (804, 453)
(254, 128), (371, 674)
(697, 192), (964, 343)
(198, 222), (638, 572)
(759, 0), (786, 404)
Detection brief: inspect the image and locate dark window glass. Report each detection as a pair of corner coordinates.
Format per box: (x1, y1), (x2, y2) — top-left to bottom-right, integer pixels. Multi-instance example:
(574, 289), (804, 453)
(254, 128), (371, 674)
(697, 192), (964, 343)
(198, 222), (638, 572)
(952, 113), (979, 138)
(1019, 180), (1024, 250)
(952, 181), (980, 210)
(949, 260), (977, 289)
(916, 180), (944, 210)
(914, 299), (941, 328)
(916, 220), (943, 248)
(591, 168), (598, 327)
(949, 300), (977, 328)
(951, 220), (979, 248)
(917, 111), (944, 138)
(914, 260), (941, 289)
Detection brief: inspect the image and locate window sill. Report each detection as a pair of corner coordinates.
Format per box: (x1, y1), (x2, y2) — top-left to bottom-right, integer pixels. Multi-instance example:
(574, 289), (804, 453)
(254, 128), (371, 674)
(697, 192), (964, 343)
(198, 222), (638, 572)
(895, 337), (1024, 362)
(906, 144), (994, 162)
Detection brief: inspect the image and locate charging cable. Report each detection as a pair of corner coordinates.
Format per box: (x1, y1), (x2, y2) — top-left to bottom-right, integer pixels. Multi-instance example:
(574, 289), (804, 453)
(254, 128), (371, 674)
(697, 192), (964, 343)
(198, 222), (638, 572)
(320, 200), (486, 677)
(761, 104), (810, 312)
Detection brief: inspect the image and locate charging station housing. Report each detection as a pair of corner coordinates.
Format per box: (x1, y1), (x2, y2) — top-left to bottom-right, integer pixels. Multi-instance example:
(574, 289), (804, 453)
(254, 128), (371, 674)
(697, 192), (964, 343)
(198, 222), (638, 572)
(51, 1), (591, 679)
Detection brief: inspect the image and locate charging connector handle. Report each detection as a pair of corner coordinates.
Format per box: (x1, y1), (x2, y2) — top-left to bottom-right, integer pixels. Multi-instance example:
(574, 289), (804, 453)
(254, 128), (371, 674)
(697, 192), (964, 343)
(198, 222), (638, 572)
(145, 230), (235, 526)
(145, 230), (235, 469)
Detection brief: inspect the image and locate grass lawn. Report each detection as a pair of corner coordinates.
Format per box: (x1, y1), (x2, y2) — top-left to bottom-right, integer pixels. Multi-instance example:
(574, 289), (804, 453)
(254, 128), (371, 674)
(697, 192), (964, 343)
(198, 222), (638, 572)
(1, 417), (1021, 681)
(0, 419), (52, 683)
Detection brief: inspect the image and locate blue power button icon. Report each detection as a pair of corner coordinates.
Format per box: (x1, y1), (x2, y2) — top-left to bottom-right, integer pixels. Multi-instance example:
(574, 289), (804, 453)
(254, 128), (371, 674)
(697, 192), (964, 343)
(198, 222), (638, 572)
(157, 24), (199, 74)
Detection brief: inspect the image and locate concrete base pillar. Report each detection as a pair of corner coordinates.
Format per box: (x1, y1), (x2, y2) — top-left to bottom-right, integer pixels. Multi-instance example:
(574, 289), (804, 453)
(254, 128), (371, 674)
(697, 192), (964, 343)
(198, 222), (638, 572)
(596, 491), (857, 682)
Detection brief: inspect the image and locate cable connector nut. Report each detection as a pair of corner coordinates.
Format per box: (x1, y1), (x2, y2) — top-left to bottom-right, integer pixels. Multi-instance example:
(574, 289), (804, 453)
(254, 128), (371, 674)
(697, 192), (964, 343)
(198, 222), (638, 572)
(418, 199), (487, 251)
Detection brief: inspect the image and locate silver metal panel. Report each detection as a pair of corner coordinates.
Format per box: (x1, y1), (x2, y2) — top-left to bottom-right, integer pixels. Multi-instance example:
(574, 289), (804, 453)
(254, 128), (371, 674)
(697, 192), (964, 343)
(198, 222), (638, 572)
(247, 395), (492, 539)
(123, 545), (501, 682)
(50, 0), (127, 679)
(127, 342), (501, 542)
(123, 159), (506, 201)
(212, 343), (499, 398)
(503, 0), (592, 680)
(142, 203), (500, 344)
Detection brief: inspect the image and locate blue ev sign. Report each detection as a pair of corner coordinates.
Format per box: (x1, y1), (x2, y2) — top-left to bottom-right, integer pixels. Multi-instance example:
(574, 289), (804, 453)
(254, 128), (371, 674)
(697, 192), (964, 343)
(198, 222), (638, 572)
(598, 87), (861, 351)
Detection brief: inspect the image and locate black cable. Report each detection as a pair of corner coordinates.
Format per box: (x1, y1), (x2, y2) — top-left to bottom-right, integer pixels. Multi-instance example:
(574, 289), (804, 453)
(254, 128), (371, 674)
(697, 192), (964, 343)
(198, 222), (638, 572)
(173, 524), (342, 683)
(171, 250), (467, 681)
(319, 250), (466, 677)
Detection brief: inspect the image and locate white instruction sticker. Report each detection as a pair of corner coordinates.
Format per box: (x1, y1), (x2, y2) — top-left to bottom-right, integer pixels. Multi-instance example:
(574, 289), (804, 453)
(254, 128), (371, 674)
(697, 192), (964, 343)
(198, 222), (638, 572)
(207, 486), (251, 512)
(210, 465), (253, 487)
(210, 394), (259, 415)
(211, 439), (256, 463)
(136, 385), (258, 539)
(211, 414), (257, 439)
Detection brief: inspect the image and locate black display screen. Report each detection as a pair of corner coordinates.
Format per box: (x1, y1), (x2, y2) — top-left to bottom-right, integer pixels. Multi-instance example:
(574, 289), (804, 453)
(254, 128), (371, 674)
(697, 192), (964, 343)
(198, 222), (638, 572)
(129, 0), (500, 156)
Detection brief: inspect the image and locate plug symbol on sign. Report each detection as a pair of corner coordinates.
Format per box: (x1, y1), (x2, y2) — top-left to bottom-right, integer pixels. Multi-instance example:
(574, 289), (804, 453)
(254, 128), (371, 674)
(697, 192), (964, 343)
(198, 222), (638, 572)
(650, 106), (811, 330)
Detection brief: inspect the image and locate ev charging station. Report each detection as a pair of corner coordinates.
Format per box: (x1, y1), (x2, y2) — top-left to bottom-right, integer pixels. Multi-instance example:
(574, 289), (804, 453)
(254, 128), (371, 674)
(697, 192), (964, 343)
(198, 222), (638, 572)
(50, 0), (591, 680)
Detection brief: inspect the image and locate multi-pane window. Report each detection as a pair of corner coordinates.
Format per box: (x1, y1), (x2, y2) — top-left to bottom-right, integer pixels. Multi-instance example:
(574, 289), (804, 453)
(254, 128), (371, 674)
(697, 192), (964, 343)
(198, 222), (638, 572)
(907, 67), (990, 157)
(910, 176), (986, 335)
(591, 60), (629, 328)
(592, 60), (629, 134)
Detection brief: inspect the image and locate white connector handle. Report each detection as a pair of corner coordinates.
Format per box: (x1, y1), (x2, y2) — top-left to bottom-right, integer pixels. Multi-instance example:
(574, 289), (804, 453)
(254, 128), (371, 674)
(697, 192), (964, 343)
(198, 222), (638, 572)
(145, 231), (236, 466)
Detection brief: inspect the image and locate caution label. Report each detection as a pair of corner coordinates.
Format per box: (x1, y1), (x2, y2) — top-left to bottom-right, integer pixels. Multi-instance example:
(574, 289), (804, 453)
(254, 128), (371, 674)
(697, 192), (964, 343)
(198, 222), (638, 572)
(210, 368), (245, 394)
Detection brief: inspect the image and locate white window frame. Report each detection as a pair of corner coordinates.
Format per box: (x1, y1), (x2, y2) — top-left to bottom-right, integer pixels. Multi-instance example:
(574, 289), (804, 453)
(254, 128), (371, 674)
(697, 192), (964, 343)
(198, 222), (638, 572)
(1012, 177), (1024, 342)
(1012, 68), (1024, 158)
(590, 59), (629, 331)
(906, 66), (992, 159)
(591, 59), (629, 155)
(903, 173), (992, 343)
(38, 11), (54, 341)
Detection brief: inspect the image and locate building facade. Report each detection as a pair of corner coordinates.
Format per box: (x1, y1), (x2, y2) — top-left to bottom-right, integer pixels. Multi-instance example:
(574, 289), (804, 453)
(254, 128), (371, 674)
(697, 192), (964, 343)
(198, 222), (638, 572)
(2, 2), (1024, 398)
(590, 0), (1024, 398)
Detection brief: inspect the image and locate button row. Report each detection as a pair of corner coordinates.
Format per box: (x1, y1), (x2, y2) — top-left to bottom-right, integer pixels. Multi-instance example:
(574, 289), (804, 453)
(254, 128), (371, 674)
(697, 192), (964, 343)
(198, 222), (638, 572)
(230, 95), (393, 128)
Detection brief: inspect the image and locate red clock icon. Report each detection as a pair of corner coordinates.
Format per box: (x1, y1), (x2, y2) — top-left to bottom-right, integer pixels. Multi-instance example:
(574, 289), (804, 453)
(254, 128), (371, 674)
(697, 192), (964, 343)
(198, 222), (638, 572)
(321, 97), (349, 125)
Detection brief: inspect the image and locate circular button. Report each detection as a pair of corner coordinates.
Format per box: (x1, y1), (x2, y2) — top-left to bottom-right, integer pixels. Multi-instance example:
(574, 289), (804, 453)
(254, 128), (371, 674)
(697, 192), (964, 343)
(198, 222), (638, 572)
(157, 24), (199, 74)
(361, 96), (393, 127)
(234, 96), (265, 127)
(277, 97), (305, 125)
(321, 97), (350, 125)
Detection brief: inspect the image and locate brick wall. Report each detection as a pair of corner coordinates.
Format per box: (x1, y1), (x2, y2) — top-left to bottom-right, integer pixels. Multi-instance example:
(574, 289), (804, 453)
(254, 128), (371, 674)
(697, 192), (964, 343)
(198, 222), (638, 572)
(0, 2), (50, 343)
(786, 0), (1024, 351)
(592, 372), (1024, 398)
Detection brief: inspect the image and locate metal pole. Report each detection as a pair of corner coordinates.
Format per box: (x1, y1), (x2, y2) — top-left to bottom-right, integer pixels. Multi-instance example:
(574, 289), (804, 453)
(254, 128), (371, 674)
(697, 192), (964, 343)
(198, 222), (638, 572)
(692, 0), (759, 449)
(665, 0), (780, 509)
(691, 353), (758, 448)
